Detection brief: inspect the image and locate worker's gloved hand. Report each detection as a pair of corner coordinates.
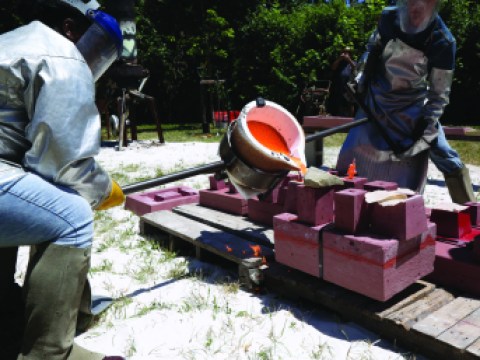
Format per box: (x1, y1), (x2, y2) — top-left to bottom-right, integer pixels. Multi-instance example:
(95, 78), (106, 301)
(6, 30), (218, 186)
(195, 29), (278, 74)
(391, 137), (431, 161)
(96, 180), (125, 210)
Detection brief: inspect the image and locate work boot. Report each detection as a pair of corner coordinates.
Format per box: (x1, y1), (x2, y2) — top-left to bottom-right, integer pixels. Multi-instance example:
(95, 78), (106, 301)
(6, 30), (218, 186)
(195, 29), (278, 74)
(444, 165), (476, 204)
(18, 243), (125, 360)
(0, 247), (24, 360)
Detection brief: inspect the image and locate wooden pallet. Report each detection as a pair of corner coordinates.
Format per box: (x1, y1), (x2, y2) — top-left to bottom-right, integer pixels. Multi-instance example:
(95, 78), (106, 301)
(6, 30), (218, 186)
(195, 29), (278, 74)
(140, 204), (480, 360)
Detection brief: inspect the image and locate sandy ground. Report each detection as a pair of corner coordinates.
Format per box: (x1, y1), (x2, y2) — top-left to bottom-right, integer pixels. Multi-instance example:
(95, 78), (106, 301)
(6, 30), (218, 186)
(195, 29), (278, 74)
(15, 140), (480, 359)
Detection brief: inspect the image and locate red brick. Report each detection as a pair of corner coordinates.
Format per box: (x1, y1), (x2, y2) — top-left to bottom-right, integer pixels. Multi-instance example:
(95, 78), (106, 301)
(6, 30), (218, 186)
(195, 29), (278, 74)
(323, 223), (436, 301)
(273, 213), (329, 278)
(334, 188), (368, 234)
(370, 195), (428, 241)
(125, 186), (199, 216)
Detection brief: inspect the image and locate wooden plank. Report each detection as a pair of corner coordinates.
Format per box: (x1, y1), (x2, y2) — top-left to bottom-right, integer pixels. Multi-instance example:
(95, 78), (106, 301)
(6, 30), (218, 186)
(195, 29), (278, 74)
(141, 210), (274, 264)
(412, 297), (480, 337)
(436, 306), (480, 350)
(376, 280), (436, 318)
(467, 337), (480, 357)
(173, 203), (275, 247)
(384, 288), (455, 330)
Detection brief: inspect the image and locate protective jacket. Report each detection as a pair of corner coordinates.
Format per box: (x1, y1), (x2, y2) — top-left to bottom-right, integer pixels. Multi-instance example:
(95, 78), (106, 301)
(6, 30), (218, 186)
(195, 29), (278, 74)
(0, 21), (111, 208)
(336, 6), (455, 190)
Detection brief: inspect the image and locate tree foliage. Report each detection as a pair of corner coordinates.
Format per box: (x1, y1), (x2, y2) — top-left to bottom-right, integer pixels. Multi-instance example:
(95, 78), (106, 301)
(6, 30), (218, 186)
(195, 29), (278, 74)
(1, 0), (479, 124)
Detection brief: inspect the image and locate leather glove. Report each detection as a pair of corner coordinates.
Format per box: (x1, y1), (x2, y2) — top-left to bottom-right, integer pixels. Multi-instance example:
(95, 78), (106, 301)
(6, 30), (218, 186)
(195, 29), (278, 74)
(96, 180), (125, 210)
(391, 137), (431, 161)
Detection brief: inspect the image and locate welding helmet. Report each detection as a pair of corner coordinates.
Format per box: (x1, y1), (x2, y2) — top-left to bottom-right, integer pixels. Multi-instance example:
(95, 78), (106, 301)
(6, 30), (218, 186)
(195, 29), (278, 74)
(75, 9), (123, 81)
(398, 0), (440, 34)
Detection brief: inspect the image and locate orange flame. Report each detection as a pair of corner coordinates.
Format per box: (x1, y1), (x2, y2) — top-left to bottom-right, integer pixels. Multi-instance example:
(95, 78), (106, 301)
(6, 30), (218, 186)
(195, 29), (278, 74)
(250, 245), (262, 257)
(346, 158), (357, 179)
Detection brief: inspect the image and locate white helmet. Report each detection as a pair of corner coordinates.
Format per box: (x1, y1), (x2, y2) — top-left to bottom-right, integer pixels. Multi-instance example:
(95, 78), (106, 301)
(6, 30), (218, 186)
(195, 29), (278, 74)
(398, 0), (440, 34)
(44, 0), (101, 14)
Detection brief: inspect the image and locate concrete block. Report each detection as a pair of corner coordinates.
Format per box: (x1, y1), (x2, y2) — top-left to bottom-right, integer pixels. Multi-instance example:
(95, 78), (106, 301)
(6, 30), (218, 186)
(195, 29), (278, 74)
(430, 207), (472, 239)
(247, 198), (285, 226)
(273, 213), (329, 278)
(334, 188), (368, 234)
(296, 184), (334, 226)
(323, 222), (436, 301)
(425, 240), (480, 297)
(464, 201), (480, 226)
(125, 186), (199, 216)
(199, 188), (248, 215)
(370, 195), (428, 241)
(363, 181), (398, 191)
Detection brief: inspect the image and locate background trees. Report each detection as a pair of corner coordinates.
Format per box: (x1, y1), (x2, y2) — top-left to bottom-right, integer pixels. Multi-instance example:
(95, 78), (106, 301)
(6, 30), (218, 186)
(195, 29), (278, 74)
(1, 0), (478, 125)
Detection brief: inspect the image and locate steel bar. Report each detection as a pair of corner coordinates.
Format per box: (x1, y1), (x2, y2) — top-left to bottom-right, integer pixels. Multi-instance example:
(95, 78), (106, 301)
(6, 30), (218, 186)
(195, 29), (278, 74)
(122, 115), (372, 194)
(122, 160), (225, 195)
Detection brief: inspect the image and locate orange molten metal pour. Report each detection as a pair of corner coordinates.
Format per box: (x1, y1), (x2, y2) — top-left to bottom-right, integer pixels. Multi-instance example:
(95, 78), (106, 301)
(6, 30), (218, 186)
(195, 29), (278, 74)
(247, 121), (307, 174)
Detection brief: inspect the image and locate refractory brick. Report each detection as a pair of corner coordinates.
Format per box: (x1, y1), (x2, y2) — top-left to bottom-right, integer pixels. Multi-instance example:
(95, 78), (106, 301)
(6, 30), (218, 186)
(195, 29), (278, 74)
(370, 195), (428, 241)
(323, 222), (436, 301)
(295, 184), (334, 226)
(429, 207), (472, 239)
(199, 188), (248, 215)
(334, 188), (368, 234)
(363, 181), (398, 191)
(125, 186), (199, 216)
(273, 213), (330, 278)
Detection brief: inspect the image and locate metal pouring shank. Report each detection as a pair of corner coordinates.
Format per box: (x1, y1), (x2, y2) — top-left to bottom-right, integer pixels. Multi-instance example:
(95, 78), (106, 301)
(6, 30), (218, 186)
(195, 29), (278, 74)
(122, 117), (371, 195)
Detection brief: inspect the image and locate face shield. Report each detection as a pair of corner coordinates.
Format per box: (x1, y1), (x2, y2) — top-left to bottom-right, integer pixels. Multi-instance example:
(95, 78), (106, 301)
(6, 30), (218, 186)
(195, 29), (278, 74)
(398, 0), (439, 34)
(75, 10), (123, 81)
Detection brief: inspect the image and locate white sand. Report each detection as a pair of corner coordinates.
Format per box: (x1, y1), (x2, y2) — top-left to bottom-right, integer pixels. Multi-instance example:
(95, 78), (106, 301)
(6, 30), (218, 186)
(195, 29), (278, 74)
(17, 140), (479, 359)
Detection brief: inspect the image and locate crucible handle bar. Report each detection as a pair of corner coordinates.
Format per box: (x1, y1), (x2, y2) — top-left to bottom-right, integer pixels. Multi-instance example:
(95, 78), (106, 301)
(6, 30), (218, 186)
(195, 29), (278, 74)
(122, 117), (370, 195)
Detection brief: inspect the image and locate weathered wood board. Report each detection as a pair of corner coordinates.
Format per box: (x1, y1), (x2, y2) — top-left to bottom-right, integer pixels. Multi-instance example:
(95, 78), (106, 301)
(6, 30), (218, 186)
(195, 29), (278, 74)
(173, 203), (274, 247)
(139, 205), (480, 360)
(141, 210), (274, 264)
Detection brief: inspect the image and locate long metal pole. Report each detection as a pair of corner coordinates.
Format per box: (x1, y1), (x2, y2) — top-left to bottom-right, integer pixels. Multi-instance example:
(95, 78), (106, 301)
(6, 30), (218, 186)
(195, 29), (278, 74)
(122, 160), (225, 195)
(122, 116), (370, 195)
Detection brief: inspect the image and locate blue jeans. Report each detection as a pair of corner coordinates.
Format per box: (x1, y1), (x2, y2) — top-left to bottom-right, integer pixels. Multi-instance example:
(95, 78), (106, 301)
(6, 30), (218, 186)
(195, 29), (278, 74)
(429, 124), (464, 175)
(0, 173), (93, 248)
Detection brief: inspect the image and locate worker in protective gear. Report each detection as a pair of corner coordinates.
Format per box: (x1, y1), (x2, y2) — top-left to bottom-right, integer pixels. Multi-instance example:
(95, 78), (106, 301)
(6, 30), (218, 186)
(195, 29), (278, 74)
(336, 0), (475, 204)
(0, 0), (126, 359)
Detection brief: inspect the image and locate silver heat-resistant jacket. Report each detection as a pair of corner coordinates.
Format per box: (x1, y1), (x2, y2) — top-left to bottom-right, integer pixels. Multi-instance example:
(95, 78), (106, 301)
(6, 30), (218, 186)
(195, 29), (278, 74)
(0, 21), (111, 208)
(336, 7), (455, 191)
